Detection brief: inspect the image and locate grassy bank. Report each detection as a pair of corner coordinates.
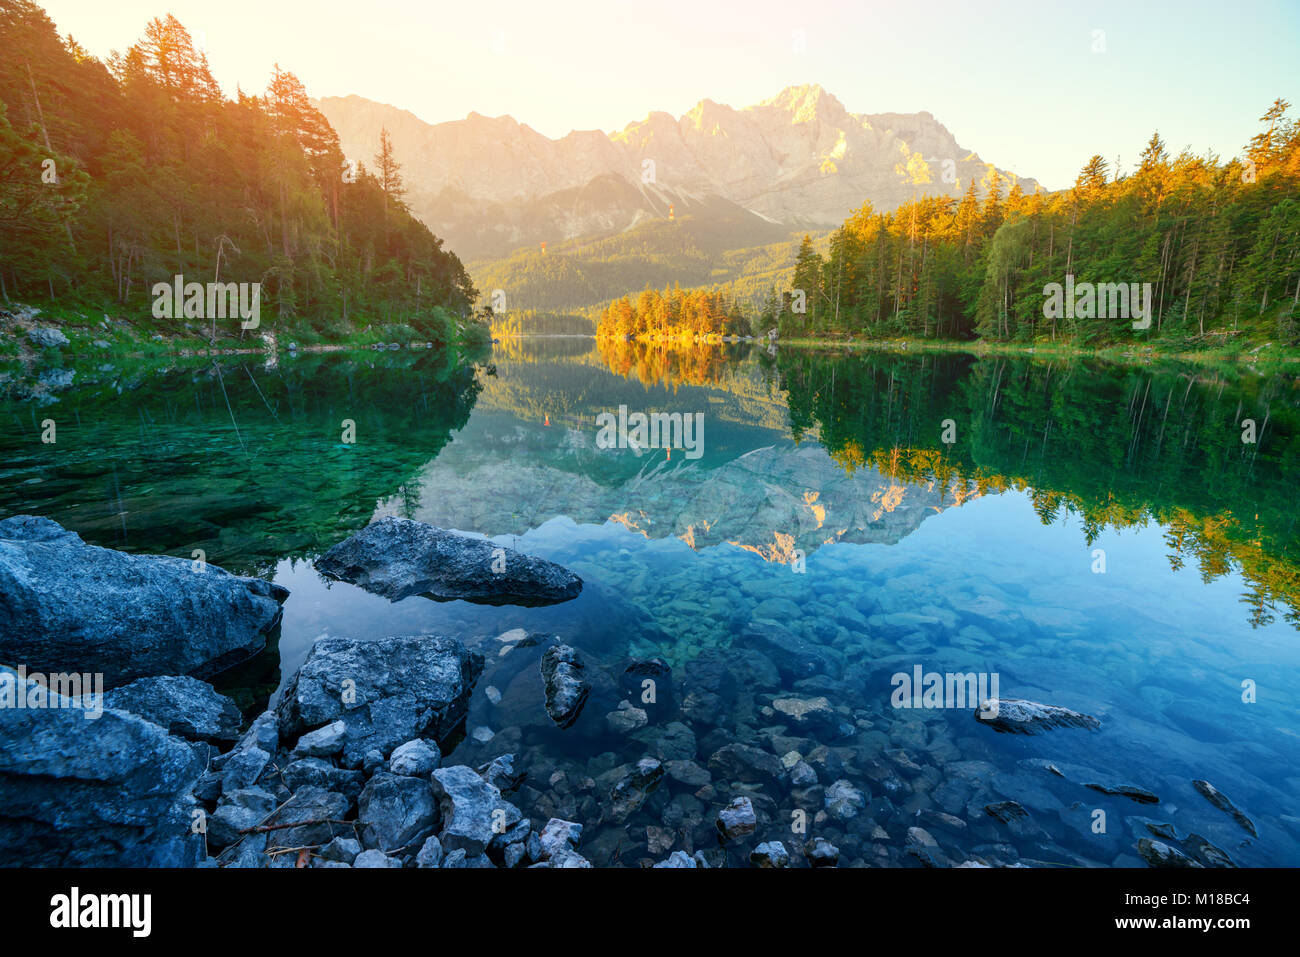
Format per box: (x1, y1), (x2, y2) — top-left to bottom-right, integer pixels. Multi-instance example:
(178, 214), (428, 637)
(0, 301), (491, 368)
(777, 334), (1300, 372)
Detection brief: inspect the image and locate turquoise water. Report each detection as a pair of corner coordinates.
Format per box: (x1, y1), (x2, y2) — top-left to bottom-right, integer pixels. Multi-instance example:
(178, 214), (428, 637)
(2, 341), (1298, 867)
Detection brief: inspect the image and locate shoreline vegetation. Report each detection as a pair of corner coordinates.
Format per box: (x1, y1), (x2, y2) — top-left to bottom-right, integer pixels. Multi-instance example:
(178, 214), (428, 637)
(1, 5), (478, 352)
(587, 101), (1300, 367)
(9, 308), (1297, 375)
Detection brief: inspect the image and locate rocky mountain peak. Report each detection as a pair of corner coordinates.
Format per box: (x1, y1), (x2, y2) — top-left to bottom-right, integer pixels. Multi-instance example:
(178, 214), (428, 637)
(313, 86), (1038, 260)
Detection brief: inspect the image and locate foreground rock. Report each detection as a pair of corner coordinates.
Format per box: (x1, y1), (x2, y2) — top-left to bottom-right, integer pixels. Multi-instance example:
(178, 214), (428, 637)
(0, 666), (203, 866)
(358, 773), (439, 851)
(104, 675), (243, 745)
(0, 515), (288, 686)
(277, 635), (482, 768)
(430, 765), (522, 856)
(540, 643), (590, 729)
(1193, 779), (1257, 837)
(974, 697), (1101, 735)
(316, 517), (583, 606)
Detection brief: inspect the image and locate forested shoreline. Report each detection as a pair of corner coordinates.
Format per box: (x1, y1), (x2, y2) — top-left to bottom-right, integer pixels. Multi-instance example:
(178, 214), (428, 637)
(0, 2), (477, 347)
(596, 104), (1300, 354)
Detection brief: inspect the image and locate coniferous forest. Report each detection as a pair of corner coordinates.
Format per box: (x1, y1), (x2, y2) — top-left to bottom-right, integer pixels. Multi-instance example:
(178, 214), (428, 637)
(596, 108), (1300, 352)
(0, 2), (476, 342)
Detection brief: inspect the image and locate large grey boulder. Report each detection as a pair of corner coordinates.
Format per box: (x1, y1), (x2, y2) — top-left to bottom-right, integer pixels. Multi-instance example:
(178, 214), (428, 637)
(316, 516), (582, 606)
(277, 635), (482, 768)
(0, 516), (288, 686)
(358, 772), (439, 852)
(0, 666), (204, 866)
(430, 765), (523, 856)
(103, 675), (243, 745)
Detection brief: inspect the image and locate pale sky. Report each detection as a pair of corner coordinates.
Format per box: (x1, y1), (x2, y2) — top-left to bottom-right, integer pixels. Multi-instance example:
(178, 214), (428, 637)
(38, 0), (1300, 190)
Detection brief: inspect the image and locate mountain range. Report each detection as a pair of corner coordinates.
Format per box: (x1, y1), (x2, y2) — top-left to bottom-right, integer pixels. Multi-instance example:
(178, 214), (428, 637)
(316, 84), (1039, 267)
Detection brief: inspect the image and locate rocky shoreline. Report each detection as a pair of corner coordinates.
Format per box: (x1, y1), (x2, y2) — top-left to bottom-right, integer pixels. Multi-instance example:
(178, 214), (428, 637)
(0, 515), (1268, 868)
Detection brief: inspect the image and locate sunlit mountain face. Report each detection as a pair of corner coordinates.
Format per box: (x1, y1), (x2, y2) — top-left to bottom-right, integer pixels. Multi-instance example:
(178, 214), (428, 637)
(316, 85), (1036, 261)
(6, 341), (1299, 868)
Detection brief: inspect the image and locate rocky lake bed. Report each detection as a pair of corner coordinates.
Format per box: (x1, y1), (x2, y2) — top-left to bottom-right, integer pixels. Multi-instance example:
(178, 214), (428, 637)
(1, 510), (1289, 870)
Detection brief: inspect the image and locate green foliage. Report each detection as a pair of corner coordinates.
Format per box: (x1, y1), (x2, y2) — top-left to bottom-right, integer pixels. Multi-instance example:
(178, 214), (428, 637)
(0, 2), (475, 336)
(779, 104), (1300, 347)
(469, 203), (816, 313)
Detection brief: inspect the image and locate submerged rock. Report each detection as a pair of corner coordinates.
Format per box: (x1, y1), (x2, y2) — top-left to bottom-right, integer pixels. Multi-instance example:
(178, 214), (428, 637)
(824, 779), (868, 821)
(1184, 832), (1236, 868)
(606, 700), (648, 734)
(1192, 779), (1257, 837)
(1136, 838), (1204, 868)
(0, 515), (288, 685)
(0, 665), (204, 866)
(707, 744), (785, 786)
(772, 695), (839, 734)
(804, 837), (840, 867)
(974, 697), (1101, 735)
(620, 657), (674, 718)
(478, 753), (524, 794)
(277, 635), (482, 768)
(751, 841), (791, 868)
(103, 675), (242, 745)
(742, 620), (835, 683)
(608, 758), (665, 823)
(316, 516), (582, 606)
(1085, 782), (1159, 804)
(653, 850), (699, 868)
(716, 796), (757, 841)
(540, 643), (590, 729)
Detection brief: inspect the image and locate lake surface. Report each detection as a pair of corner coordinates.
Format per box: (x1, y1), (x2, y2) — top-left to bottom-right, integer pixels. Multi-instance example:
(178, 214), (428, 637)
(3, 339), (1298, 868)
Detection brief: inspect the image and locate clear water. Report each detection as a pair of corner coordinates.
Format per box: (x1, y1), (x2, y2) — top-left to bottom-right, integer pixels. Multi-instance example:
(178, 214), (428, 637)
(3, 341), (1298, 867)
